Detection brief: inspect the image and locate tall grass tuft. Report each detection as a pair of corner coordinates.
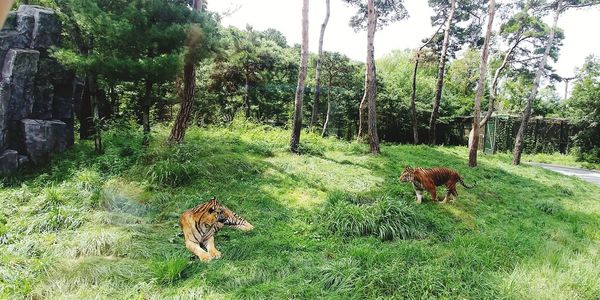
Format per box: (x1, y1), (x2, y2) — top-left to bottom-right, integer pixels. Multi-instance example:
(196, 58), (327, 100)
(322, 192), (424, 241)
(148, 255), (189, 285)
(535, 200), (564, 215)
(319, 258), (362, 292)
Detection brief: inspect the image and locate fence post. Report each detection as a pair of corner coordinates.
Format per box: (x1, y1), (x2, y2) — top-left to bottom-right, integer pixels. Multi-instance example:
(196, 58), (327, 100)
(534, 119), (539, 152)
(559, 120), (565, 154)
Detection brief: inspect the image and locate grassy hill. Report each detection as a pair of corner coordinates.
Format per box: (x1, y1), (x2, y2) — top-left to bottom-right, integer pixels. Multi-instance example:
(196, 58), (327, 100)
(1, 120), (599, 299)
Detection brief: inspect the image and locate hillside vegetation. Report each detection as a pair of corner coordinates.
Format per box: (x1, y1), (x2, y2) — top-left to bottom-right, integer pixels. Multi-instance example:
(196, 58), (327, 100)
(1, 120), (599, 299)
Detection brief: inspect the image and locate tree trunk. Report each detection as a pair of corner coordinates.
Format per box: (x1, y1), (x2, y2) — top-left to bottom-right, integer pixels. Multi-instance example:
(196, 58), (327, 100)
(79, 80), (94, 140)
(244, 73), (251, 118)
(428, 0), (456, 145)
(290, 0), (309, 153)
(87, 74), (102, 153)
(410, 18), (446, 145)
(468, 0), (495, 167)
(512, 0), (562, 165)
(168, 63), (196, 143)
(192, 0), (203, 10)
(479, 36), (521, 129)
(410, 56), (420, 144)
(167, 1), (202, 143)
(366, 0), (380, 154)
(357, 74), (368, 139)
(142, 78), (153, 146)
(310, 0), (330, 129)
(322, 78), (332, 137)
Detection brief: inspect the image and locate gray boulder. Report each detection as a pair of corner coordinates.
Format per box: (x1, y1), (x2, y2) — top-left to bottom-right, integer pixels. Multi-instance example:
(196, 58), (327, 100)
(19, 119), (67, 164)
(17, 5), (60, 49)
(1, 49), (40, 121)
(0, 149), (18, 175)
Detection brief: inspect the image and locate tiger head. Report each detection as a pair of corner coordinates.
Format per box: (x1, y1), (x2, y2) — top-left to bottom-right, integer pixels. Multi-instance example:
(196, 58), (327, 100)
(205, 197), (254, 231)
(399, 167), (415, 182)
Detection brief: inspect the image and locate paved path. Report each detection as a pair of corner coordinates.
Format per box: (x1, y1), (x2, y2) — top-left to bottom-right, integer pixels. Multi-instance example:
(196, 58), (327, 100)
(528, 162), (600, 186)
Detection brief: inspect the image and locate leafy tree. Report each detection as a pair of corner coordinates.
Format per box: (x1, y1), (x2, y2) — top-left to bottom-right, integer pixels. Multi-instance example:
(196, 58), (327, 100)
(203, 27), (298, 124)
(377, 50), (437, 143)
(410, 21), (445, 144)
(168, 0), (203, 144)
(512, 0), (599, 165)
(468, 0), (495, 167)
(344, 0), (408, 153)
(428, 0), (486, 145)
(566, 55), (600, 162)
(55, 0), (215, 146)
(320, 52), (359, 136)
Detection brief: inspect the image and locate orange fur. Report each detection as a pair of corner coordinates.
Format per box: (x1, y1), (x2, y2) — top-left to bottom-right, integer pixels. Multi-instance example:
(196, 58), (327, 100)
(399, 167), (475, 204)
(179, 197), (253, 262)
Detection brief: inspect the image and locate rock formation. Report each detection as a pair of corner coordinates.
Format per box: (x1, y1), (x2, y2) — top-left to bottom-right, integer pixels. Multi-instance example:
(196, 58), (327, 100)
(0, 5), (80, 175)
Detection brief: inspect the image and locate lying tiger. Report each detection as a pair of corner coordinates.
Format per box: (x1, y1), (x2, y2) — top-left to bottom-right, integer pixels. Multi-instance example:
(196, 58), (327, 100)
(179, 197), (253, 262)
(399, 167), (476, 204)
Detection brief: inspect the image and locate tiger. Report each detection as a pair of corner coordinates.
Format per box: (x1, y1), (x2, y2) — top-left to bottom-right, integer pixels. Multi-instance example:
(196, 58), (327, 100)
(179, 197), (253, 262)
(399, 167), (476, 204)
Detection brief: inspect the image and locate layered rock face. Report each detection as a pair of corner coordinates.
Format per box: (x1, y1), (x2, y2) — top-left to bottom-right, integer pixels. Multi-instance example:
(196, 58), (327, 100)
(0, 5), (80, 175)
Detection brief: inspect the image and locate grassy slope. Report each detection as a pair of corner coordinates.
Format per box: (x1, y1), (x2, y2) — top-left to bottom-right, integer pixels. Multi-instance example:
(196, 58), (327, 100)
(1, 120), (599, 299)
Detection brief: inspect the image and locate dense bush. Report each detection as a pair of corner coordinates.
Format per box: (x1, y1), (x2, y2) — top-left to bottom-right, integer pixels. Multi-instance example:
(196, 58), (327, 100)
(322, 191), (425, 241)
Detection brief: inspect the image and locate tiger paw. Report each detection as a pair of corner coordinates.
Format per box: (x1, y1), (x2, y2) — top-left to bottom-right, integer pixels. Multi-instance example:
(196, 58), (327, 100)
(209, 249), (222, 259)
(198, 253), (213, 262)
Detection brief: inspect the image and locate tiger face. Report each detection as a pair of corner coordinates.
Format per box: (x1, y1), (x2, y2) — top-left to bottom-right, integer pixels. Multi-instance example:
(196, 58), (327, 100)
(203, 198), (254, 231)
(399, 167), (415, 182)
(216, 203), (254, 231)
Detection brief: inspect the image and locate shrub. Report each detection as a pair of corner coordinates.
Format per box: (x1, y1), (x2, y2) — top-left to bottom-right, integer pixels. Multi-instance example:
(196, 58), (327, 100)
(146, 159), (198, 187)
(319, 258), (362, 292)
(322, 192), (424, 241)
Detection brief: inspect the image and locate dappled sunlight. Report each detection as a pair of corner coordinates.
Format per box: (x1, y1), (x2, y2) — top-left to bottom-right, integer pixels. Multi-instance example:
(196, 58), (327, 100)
(266, 153), (384, 194)
(440, 204), (477, 230)
(260, 183), (326, 209)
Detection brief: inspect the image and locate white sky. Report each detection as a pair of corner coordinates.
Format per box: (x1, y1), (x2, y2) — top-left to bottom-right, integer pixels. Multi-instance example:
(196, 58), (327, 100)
(210, 0), (600, 79)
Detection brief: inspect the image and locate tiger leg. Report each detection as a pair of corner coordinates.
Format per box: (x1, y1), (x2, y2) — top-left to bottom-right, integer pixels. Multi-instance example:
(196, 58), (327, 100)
(415, 189), (424, 204)
(451, 187), (458, 201)
(181, 220), (213, 262)
(206, 235), (221, 259)
(442, 189), (451, 203)
(184, 238), (212, 262)
(427, 187), (437, 202)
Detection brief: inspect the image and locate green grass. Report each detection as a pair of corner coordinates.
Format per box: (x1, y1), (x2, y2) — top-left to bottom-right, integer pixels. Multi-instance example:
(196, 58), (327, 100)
(1, 120), (600, 299)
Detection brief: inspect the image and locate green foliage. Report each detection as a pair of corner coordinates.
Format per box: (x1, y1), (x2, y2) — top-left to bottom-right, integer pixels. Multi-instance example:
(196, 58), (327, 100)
(566, 55), (600, 163)
(148, 255), (189, 285)
(535, 199), (563, 215)
(323, 191), (425, 241)
(343, 0), (408, 30)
